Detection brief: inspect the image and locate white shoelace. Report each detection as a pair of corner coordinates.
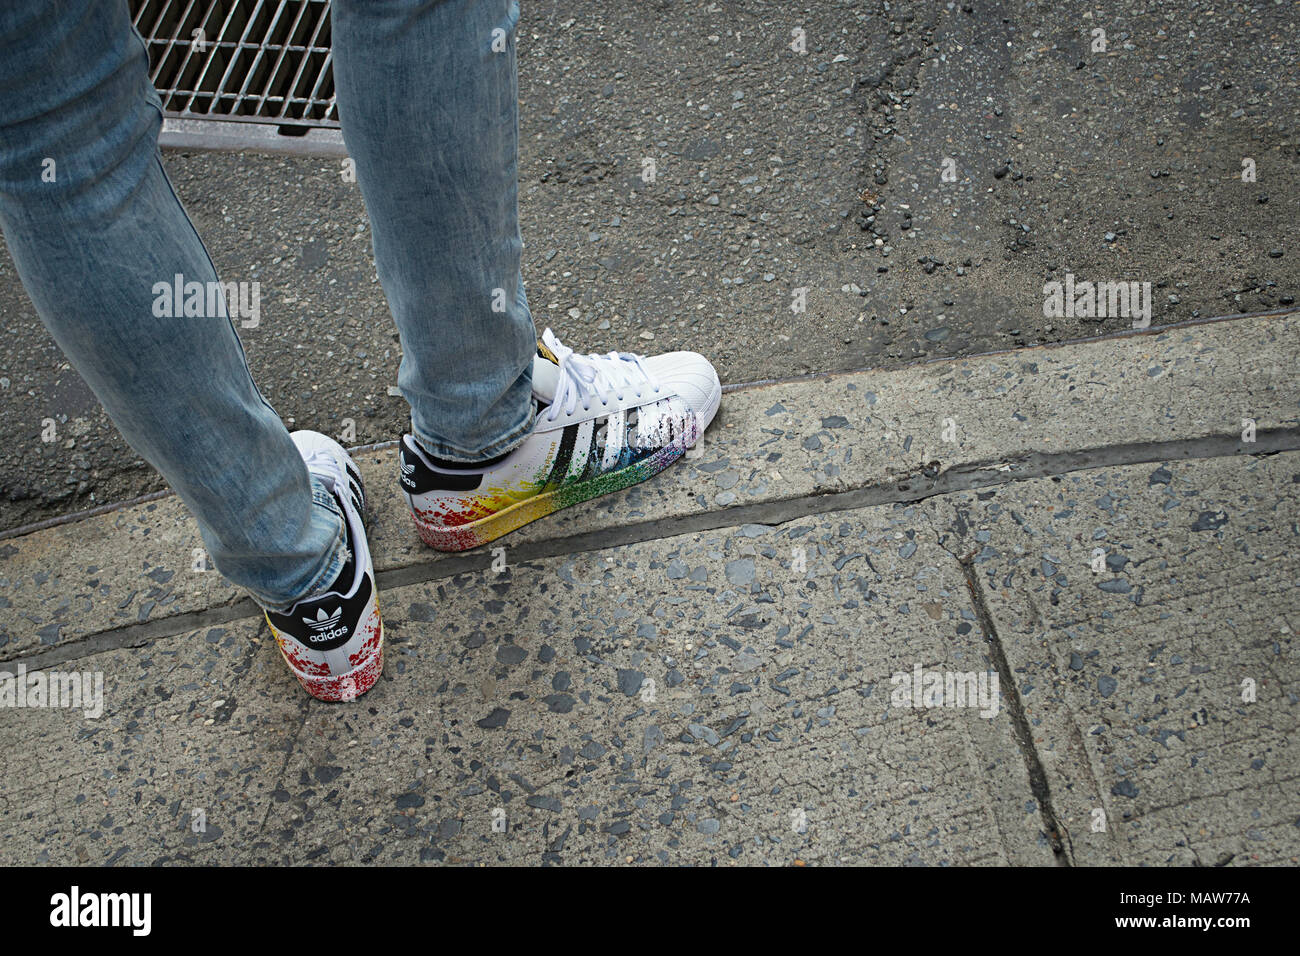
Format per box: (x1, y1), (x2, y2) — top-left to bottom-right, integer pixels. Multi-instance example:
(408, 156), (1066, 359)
(541, 329), (661, 422)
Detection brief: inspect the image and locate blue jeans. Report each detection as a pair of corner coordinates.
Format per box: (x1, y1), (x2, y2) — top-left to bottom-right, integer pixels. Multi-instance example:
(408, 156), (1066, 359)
(0, 0), (536, 610)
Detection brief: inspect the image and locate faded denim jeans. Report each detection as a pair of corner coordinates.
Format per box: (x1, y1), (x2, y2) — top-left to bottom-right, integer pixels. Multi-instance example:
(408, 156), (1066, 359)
(0, 0), (537, 609)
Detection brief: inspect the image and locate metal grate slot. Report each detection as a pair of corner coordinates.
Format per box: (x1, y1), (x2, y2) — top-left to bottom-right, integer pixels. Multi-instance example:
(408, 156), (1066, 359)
(130, 0), (346, 154)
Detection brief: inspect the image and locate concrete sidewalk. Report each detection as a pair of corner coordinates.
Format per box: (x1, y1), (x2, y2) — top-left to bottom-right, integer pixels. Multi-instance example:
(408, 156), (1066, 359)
(1, 312), (1296, 865)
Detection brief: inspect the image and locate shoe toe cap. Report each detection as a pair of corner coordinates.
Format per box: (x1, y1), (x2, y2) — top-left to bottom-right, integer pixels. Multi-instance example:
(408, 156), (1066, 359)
(644, 352), (721, 427)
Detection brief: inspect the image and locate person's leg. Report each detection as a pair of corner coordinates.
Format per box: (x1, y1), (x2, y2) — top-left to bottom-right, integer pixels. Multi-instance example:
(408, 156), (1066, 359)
(331, 0), (536, 463)
(0, 0), (345, 611)
(333, 0), (723, 554)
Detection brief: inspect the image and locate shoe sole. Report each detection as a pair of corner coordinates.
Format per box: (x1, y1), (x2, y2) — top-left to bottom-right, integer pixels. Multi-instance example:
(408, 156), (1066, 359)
(273, 624), (384, 702)
(411, 416), (702, 552)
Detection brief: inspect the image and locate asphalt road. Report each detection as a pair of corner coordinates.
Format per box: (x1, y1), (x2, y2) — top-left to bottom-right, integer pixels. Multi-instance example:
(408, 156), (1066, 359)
(1, 0), (1295, 531)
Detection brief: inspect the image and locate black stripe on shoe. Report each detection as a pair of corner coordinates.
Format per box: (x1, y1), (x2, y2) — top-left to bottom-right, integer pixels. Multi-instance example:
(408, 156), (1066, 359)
(544, 423), (579, 488)
(343, 463), (365, 515)
(582, 417), (606, 481)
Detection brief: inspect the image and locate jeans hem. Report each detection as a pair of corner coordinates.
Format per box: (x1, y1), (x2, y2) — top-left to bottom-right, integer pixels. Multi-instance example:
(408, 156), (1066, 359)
(413, 400), (535, 463)
(252, 482), (348, 613)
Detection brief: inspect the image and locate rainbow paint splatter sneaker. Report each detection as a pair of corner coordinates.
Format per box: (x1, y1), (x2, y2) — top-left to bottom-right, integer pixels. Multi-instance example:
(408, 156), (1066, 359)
(264, 431), (383, 701)
(399, 328), (721, 552)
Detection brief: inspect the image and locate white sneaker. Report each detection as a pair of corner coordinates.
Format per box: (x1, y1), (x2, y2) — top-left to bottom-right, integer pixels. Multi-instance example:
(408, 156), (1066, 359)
(264, 431), (383, 701)
(399, 328), (721, 551)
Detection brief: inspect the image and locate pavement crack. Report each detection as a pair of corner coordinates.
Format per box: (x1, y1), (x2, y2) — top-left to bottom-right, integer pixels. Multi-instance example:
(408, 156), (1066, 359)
(958, 555), (1072, 866)
(256, 617), (311, 839)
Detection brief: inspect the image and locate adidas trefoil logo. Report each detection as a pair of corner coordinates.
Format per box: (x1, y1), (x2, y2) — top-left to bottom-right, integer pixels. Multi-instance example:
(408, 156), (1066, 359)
(304, 607), (342, 631)
(400, 457), (418, 489)
(302, 606), (349, 644)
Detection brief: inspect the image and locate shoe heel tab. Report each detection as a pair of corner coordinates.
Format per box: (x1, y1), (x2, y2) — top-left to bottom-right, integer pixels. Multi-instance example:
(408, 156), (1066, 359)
(401, 433), (431, 466)
(400, 435), (483, 493)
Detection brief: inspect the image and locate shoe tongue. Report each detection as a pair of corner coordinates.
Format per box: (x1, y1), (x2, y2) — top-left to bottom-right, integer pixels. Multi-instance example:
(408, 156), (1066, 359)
(532, 352), (560, 404)
(532, 330), (563, 404)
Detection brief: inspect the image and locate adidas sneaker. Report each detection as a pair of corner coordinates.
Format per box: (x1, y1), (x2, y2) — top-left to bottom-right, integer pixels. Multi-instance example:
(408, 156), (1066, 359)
(264, 431), (383, 701)
(400, 328), (721, 551)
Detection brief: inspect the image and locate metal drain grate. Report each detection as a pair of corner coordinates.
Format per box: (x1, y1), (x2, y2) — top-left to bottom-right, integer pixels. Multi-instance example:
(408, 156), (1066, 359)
(130, 0), (346, 155)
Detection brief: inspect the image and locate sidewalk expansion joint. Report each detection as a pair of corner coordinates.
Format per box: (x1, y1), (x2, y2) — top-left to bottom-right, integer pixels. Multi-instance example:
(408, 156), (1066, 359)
(9, 426), (1299, 674)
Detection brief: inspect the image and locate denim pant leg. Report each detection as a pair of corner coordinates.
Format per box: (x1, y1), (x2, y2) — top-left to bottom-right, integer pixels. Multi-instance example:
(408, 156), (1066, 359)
(0, 0), (345, 611)
(332, 0), (537, 463)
